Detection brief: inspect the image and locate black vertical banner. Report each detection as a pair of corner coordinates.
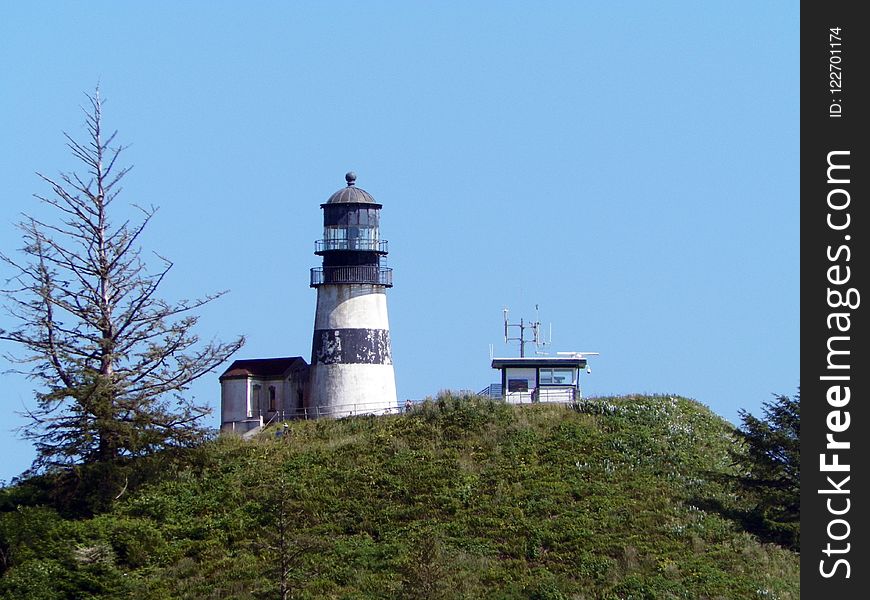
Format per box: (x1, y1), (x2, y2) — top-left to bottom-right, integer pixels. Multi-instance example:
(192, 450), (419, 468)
(802, 3), (868, 596)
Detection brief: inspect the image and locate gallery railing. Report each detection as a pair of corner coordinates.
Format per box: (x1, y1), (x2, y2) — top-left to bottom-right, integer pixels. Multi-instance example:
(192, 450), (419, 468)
(315, 239), (388, 253)
(310, 265), (393, 287)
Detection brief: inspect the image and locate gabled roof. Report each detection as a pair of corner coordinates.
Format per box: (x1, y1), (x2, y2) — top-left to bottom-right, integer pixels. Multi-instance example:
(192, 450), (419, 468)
(219, 357), (308, 380)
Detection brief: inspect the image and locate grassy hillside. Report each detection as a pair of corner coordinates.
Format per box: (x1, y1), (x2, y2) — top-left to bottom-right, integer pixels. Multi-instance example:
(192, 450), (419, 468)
(0, 394), (798, 599)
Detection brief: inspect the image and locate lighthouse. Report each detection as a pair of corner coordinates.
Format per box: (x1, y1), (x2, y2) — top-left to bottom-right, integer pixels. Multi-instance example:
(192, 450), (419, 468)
(307, 172), (398, 417)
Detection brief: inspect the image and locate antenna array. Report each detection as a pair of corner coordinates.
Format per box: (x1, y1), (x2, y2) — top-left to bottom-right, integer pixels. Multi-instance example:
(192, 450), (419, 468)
(503, 304), (552, 357)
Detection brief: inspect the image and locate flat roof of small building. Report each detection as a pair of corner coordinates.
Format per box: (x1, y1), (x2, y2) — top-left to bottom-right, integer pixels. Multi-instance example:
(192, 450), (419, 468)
(491, 356), (587, 369)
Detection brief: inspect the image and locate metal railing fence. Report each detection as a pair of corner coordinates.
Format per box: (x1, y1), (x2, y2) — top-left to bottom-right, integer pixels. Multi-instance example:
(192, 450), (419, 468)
(315, 239), (388, 253)
(252, 400), (403, 421)
(310, 265), (393, 287)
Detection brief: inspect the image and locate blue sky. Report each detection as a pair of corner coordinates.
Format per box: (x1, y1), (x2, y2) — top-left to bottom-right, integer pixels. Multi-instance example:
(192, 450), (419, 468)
(0, 1), (798, 482)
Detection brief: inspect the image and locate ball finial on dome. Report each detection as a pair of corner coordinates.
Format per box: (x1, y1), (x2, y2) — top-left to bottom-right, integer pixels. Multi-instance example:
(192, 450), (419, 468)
(345, 171), (357, 186)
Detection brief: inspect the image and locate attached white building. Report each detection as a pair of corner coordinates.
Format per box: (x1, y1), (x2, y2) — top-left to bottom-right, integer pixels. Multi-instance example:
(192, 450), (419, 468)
(219, 357), (309, 433)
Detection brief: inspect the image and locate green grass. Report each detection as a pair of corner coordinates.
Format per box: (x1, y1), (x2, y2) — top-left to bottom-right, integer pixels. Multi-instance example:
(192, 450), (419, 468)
(0, 394), (799, 599)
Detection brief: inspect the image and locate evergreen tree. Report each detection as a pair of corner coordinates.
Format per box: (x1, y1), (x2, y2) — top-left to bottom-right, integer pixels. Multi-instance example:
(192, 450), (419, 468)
(0, 90), (244, 472)
(734, 390), (800, 550)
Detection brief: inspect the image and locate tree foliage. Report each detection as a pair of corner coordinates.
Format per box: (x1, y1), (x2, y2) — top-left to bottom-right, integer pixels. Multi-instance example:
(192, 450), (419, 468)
(733, 390), (800, 550)
(244, 449), (326, 600)
(0, 90), (244, 472)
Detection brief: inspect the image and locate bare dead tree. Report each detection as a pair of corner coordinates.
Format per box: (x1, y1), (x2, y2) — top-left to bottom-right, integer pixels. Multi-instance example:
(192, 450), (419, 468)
(0, 90), (244, 471)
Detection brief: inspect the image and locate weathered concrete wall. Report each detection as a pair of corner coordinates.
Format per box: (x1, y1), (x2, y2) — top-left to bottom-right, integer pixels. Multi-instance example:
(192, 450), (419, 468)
(221, 417), (262, 435)
(313, 284), (390, 330)
(221, 378), (250, 424)
(309, 283), (398, 415)
(307, 363), (398, 416)
(255, 378), (283, 416)
(503, 367), (537, 404)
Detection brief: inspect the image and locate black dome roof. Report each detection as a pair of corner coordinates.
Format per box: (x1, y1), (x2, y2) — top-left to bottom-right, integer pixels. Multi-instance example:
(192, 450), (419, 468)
(325, 172), (378, 205)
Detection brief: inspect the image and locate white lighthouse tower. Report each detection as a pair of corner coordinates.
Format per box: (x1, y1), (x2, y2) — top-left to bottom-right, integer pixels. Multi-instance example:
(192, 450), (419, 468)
(307, 172), (398, 417)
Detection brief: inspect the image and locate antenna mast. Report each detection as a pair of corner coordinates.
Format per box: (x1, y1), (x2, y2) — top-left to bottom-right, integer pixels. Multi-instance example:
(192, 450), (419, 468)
(503, 305), (548, 357)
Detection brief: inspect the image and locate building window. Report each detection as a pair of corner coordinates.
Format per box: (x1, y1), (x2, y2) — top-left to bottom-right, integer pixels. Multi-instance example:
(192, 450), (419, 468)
(268, 386), (276, 412)
(539, 368), (576, 385)
(251, 385), (261, 418)
(508, 379), (529, 392)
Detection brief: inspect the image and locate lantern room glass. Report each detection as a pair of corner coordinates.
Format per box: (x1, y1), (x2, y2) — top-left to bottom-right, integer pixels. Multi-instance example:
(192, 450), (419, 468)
(322, 205), (380, 251)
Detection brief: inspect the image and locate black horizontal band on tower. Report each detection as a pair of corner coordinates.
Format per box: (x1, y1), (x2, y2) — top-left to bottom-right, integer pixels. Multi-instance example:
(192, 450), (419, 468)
(310, 266), (393, 287)
(312, 328), (393, 365)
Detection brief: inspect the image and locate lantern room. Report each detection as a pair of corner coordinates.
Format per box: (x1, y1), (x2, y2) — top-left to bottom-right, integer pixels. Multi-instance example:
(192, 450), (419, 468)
(311, 172), (392, 287)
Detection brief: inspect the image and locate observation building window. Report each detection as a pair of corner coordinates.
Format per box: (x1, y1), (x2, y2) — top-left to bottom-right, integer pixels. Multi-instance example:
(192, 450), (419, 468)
(539, 368), (576, 385)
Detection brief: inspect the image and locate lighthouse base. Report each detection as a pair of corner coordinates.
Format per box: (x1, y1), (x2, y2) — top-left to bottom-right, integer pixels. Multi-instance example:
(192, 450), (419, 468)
(307, 362), (398, 417)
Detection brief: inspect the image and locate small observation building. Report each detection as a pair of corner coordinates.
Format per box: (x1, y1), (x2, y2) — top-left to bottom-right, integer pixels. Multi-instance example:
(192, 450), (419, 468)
(490, 355), (588, 404)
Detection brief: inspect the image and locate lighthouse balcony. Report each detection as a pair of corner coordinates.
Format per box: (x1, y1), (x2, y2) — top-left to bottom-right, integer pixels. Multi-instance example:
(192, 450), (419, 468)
(315, 239), (388, 254)
(310, 265), (393, 287)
